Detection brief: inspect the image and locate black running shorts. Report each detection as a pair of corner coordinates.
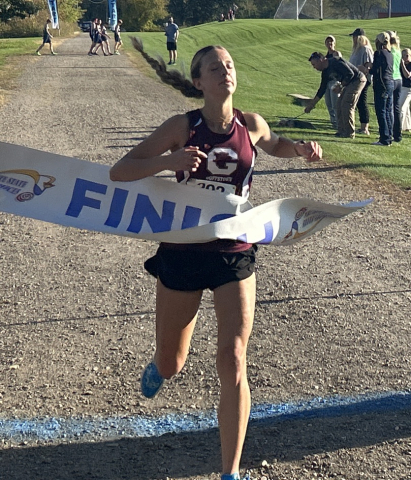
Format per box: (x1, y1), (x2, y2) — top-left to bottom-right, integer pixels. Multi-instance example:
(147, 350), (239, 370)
(144, 245), (257, 291)
(166, 41), (177, 51)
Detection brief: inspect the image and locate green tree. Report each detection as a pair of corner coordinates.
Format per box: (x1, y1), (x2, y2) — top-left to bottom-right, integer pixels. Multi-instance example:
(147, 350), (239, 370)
(236, 0), (258, 18)
(0, 0), (39, 22)
(253, 0), (280, 18)
(118, 0), (167, 30)
(184, 0), (221, 24)
(329, 0), (385, 19)
(57, 0), (83, 23)
(167, 0), (186, 24)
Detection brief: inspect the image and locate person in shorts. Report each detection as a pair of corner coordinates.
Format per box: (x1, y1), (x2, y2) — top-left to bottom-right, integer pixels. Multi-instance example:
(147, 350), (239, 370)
(114, 19), (123, 55)
(164, 17), (179, 65)
(35, 19), (56, 56)
(87, 18), (98, 55)
(110, 39), (322, 480)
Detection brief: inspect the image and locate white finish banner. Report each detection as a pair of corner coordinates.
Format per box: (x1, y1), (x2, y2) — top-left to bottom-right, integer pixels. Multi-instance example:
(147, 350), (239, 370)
(0, 142), (372, 246)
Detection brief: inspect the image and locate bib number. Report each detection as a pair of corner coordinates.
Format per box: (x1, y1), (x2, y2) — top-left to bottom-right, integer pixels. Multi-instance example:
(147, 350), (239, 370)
(185, 178), (236, 195)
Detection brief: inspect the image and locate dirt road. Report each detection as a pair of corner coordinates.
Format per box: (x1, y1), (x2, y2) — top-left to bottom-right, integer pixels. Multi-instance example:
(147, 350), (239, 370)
(0, 34), (410, 480)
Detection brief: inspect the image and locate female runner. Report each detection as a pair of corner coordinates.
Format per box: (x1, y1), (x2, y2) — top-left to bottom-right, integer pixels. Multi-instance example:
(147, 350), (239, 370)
(110, 39), (322, 480)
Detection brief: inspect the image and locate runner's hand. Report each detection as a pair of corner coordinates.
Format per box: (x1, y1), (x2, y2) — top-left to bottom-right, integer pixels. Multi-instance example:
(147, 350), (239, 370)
(295, 141), (322, 162)
(168, 146), (207, 172)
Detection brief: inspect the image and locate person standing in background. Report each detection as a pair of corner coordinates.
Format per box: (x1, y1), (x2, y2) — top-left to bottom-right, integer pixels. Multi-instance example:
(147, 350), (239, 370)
(88, 18), (98, 56)
(349, 31), (374, 135)
(387, 31), (403, 142)
(114, 19), (123, 55)
(369, 32), (394, 146)
(324, 35), (342, 130)
(399, 48), (411, 131)
(101, 24), (113, 55)
(165, 17), (179, 65)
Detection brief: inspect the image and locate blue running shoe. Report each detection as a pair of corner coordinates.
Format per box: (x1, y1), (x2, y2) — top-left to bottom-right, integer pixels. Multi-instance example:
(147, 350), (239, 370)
(141, 361), (164, 398)
(221, 474), (250, 480)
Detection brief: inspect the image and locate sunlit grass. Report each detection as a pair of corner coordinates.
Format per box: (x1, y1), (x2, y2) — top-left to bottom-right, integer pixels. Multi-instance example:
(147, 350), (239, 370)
(123, 18), (411, 189)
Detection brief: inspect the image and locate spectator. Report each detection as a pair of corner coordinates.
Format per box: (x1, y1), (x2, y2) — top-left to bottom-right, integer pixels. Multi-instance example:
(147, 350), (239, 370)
(218, 13), (226, 22)
(305, 52), (366, 138)
(324, 35), (342, 130)
(232, 3), (239, 19)
(165, 17), (179, 65)
(399, 48), (411, 131)
(369, 32), (394, 146)
(349, 32), (374, 135)
(387, 31), (402, 142)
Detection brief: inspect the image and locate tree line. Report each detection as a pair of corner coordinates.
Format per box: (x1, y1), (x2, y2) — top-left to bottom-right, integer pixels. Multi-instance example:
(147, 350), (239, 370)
(0, 0), (388, 34)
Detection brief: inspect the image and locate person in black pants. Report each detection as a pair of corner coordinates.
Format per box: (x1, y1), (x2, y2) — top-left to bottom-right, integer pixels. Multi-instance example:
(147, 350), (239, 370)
(387, 31), (403, 142)
(369, 32), (394, 146)
(349, 32), (374, 135)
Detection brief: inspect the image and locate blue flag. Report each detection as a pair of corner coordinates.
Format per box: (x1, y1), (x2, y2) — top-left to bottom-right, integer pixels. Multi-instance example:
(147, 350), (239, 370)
(108, 0), (117, 30)
(47, 0), (59, 29)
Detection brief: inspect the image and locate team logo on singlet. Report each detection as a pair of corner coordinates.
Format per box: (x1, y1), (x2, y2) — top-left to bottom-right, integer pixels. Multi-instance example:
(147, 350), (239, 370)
(207, 147), (238, 177)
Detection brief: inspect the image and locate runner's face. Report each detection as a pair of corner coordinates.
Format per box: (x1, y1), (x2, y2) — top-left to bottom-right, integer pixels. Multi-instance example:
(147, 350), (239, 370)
(194, 48), (237, 96)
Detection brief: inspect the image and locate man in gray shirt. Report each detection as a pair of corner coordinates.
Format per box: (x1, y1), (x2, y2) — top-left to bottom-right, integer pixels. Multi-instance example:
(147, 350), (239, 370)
(165, 17), (179, 65)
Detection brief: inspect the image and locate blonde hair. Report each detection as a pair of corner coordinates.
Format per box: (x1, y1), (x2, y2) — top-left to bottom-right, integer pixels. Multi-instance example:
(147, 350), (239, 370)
(388, 31), (400, 48)
(375, 32), (391, 51)
(352, 35), (372, 54)
(131, 37), (227, 99)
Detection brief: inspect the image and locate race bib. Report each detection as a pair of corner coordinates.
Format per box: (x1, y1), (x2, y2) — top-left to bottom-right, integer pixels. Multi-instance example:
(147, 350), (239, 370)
(184, 178), (236, 195)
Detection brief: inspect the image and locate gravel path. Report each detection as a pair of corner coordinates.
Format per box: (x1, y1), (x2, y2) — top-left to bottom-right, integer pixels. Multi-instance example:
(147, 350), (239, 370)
(0, 33), (410, 480)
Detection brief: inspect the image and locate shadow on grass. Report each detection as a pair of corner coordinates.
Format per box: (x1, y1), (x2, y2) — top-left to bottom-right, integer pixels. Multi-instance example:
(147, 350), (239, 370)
(1, 393), (410, 479)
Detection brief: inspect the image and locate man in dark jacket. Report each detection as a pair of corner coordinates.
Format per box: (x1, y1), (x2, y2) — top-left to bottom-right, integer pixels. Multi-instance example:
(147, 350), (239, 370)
(305, 52), (366, 138)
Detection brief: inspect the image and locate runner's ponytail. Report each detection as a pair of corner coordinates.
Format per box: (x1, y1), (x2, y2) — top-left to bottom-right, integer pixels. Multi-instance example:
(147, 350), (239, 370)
(131, 37), (203, 98)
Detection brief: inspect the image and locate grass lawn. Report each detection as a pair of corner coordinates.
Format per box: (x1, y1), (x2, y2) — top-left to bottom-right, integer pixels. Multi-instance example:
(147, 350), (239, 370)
(123, 17), (411, 189)
(1, 19), (411, 189)
(0, 38), (41, 101)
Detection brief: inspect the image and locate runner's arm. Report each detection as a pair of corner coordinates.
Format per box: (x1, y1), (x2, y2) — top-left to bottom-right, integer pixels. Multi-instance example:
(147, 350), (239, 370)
(110, 114), (207, 181)
(244, 112), (322, 162)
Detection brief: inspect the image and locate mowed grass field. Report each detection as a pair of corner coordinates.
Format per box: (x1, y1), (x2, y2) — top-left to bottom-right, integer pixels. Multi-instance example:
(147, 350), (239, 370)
(124, 17), (411, 189)
(1, 18), (411, 188)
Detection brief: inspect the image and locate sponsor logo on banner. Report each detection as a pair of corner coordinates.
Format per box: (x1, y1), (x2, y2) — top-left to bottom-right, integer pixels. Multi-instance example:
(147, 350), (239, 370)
(0, 170), (55, 202)
(284, 207), (344, 241)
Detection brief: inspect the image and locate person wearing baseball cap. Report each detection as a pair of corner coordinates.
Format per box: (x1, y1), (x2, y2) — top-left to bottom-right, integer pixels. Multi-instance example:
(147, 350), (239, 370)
(369, 32), (394, 145)
(349, 28), (365, 37)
